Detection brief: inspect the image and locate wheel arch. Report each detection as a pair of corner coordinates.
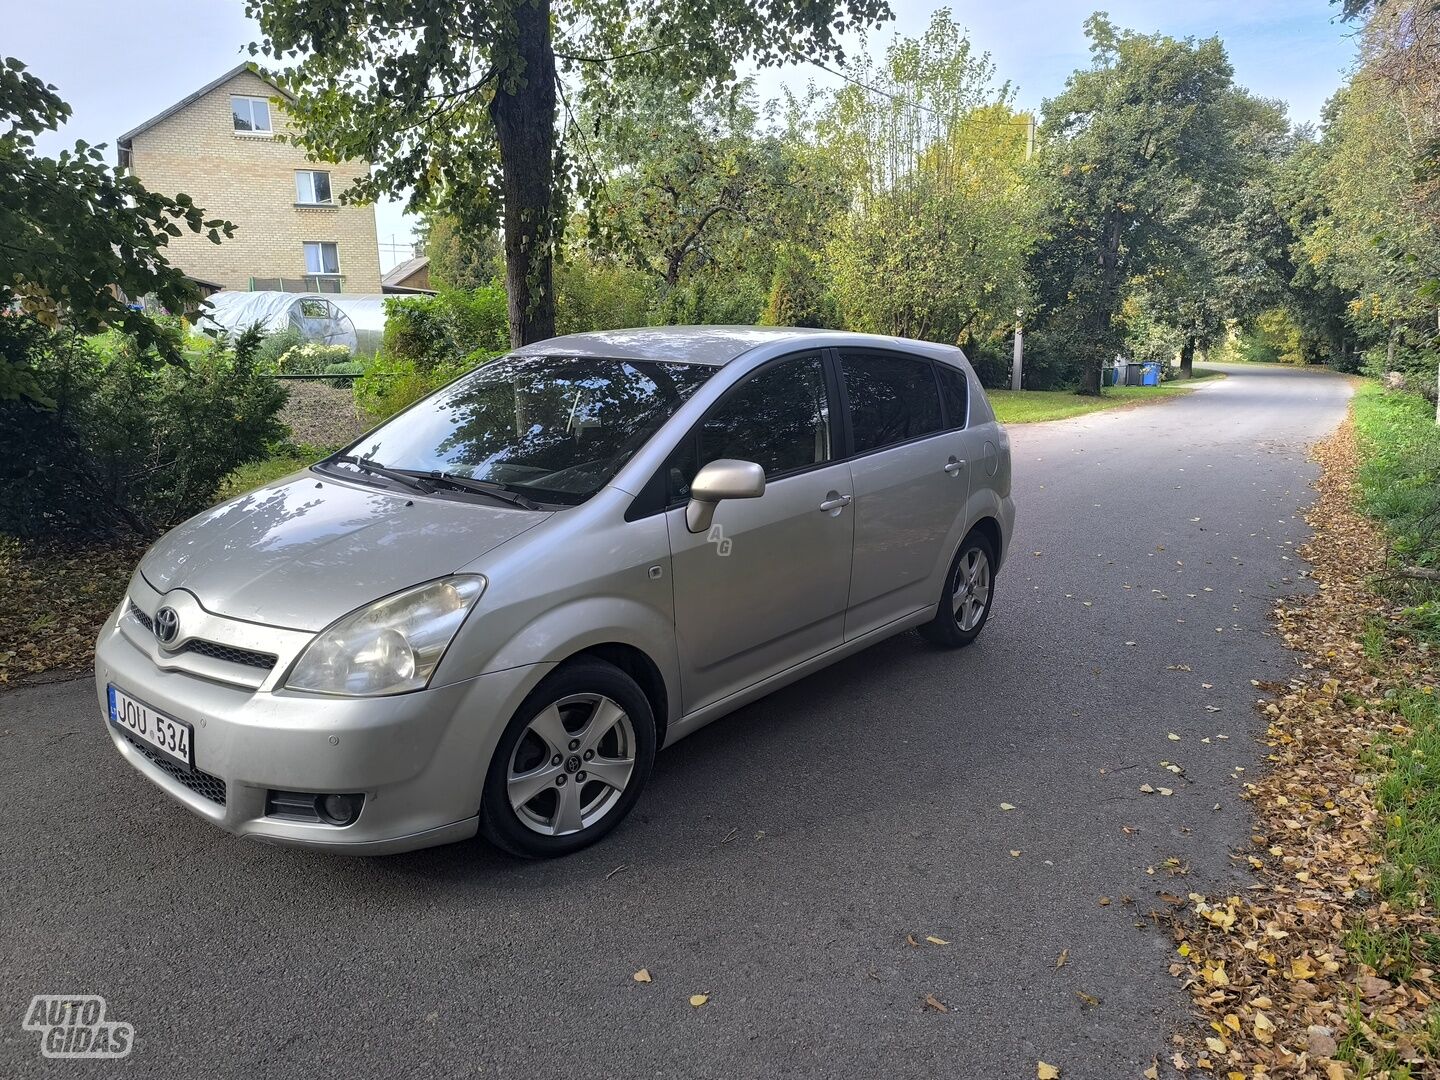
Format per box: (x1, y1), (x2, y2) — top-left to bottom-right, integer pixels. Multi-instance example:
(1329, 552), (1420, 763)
(559, 642), (670, 748)
(969, 515), (1004, 571)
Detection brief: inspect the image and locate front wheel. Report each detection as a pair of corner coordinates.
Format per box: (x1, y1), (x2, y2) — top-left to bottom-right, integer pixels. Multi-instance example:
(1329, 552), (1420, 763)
(479, 659), (656, 858)
(919, 532), (996, 648)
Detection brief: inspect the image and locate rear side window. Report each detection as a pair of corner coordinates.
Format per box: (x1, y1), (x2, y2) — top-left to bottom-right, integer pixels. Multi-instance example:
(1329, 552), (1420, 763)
(936, 364), (970, 429)
(841, 351), (942, 453)
(666, 353), (832, 500)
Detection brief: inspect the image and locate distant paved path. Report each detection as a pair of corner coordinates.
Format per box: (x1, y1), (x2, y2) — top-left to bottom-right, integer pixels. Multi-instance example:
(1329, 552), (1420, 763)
(0, 364), (1353, 1080)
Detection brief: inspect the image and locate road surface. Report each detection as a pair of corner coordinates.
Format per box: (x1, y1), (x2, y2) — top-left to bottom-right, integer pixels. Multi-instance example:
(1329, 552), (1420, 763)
(0, 363), (1353, 1079)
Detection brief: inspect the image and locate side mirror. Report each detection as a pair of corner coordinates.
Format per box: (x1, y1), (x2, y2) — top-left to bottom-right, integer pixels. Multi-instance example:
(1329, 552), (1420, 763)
(685, 459), (765, 533)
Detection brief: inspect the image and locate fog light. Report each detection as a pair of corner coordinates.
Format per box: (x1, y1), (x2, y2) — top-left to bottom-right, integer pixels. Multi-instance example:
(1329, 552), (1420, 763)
(319, 793), (361, 825)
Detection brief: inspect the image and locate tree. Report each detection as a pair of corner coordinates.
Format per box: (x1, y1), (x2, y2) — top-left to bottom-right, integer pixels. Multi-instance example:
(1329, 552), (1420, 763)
(0, 58), (233, 402)
(820, 13), (1035, 347)
(1029, 17), (1238, 394)
(420, 211), (502, 290)
(245, 0), (893, 347)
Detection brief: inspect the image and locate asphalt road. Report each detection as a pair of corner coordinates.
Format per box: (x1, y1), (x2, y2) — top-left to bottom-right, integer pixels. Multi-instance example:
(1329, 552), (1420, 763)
(0, 363), (1353, 1080)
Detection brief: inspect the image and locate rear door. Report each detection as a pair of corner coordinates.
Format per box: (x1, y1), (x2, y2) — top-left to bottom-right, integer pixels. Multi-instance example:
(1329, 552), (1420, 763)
(664, 352), (855, 713)
(838, 348), (970, 640)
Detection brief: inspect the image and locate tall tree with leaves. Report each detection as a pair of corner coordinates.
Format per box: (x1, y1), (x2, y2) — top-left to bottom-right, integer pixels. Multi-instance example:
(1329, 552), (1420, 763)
(1029, 16), (1238, 394)
(0, 58), (232, 402)
(246, 0), (892, 347)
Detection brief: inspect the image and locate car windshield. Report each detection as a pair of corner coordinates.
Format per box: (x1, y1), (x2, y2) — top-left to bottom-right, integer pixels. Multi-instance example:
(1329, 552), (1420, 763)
(337, 353), (715, 505)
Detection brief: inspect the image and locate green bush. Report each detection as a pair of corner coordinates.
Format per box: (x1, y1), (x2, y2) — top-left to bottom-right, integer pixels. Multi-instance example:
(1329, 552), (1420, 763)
(253, 327), (304, 369)
(554, 255), (656, 334)
(353, 353), (476, 422)
(275, 342), (353, 374)
(0, 323), (287, 538)
(381, 287), (508, 371)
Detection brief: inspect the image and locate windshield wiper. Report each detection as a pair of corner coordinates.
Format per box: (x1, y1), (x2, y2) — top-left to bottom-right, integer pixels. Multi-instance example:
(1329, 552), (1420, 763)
(329, 454), (435, 495)
(420, 471), (542, 511)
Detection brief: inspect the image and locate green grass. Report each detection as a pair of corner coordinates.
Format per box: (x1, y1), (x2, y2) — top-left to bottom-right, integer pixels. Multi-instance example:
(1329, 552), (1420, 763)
(1374, 689), (1440, 912)
(1353, 382), (1440, 644)
(214, 444), (334, 500)
(987, 367), (1223, 424)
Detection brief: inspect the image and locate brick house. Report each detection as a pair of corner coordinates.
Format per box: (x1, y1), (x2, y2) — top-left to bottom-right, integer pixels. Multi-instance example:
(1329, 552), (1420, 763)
(117, 64), (382, 294)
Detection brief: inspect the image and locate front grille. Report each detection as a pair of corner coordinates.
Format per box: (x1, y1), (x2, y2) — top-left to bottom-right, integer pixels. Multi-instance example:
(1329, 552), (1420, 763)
(180, 640), (277, 671)
(119, 731), (227, 806)
(129, 602), (277, 672)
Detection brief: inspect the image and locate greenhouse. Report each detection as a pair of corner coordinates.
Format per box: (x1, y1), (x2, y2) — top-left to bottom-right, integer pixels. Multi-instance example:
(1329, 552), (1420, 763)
(196, 292), (389, 354)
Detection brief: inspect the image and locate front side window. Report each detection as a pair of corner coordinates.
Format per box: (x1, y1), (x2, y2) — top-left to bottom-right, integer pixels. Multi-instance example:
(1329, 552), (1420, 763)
(295, 170), (333, 204)
(303, 241), (340, 276)
(231, 95), (271, 133)
(666, 354), (832, 501)
(841, 351), (943, 453)
(337, 354), (715, 504)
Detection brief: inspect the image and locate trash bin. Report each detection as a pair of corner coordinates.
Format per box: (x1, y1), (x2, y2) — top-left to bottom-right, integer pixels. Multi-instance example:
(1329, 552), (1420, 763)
(1123, 362), (1146, 386)
(1141, 361), (1161, 386)
(1102, 364), (1119, 387)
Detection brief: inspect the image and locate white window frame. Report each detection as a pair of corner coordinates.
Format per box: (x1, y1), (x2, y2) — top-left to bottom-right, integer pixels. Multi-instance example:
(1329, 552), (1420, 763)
(231, 95), (272, 134)
(303, 241), (341, 280)
(295, 170), (334, 205)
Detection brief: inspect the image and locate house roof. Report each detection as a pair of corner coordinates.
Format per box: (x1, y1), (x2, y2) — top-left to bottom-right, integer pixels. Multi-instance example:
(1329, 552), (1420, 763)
(381, 256), (430, 287)
(117, 62), (294, 162)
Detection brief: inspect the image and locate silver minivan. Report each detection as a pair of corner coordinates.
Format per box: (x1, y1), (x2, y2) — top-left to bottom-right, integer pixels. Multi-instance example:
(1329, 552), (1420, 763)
(95, 327), (1015, 858)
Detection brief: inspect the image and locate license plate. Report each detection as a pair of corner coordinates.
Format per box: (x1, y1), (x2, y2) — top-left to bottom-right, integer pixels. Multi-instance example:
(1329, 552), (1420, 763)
(108, 685), (193, 768)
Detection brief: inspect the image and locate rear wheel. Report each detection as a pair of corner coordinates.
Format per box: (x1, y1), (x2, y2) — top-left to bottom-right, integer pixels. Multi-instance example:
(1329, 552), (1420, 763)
(919, 531), (996, 648)
(480, 659), (656, 858)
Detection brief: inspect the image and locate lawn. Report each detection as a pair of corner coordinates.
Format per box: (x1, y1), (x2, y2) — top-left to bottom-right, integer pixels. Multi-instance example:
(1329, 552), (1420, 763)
(987, 367), (1224, 424)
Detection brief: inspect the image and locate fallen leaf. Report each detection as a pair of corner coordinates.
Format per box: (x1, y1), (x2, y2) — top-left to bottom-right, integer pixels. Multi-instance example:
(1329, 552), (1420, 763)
(921, 993), (948, 1013)
(905, 934), (919, 947)
(1098, 896), (1111, 906)
(1168, 732), (1181, 741)
(1010, 849), (1023, 857)
(1075, 990), (1100, 1007)
(1144, 1060), (1159, 1080)
(1037, 1063), (1060, 1079)
(689, 994), (709, 1008)
(1000, 802), (1016, 811)
(925, 936), (950, 946)
(1055, 948), (1068, 969)
(632, 968), (652, 983)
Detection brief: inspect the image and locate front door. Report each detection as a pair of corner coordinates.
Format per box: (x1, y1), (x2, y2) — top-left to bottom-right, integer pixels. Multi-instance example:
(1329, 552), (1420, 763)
(665, 353), (854, 714)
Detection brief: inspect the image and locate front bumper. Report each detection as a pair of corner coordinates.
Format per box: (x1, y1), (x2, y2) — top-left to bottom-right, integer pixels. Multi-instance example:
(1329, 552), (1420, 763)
(94, 605), (549, 854)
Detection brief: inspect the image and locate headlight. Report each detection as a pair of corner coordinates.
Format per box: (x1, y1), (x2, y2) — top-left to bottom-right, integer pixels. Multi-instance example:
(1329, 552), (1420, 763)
(284, 576), (486, 696)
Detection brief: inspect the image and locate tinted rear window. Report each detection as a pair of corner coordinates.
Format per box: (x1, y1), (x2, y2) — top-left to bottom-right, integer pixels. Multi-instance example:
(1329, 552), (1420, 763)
(841, 351), (943, 453)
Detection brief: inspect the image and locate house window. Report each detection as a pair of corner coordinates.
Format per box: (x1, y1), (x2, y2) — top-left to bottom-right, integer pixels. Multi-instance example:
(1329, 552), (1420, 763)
(303, 242), (341, 291)
(231, 96), (272, 133)
(295, 170), (333, 205)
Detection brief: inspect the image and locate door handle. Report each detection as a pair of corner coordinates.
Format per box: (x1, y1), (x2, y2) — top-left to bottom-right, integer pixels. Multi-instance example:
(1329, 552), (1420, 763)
(944, 459), (966, 475)
(818, 494), (852, 512)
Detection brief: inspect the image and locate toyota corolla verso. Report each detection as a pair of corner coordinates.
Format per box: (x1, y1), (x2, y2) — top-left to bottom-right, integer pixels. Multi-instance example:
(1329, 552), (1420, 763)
(95, 327), (1015, 858)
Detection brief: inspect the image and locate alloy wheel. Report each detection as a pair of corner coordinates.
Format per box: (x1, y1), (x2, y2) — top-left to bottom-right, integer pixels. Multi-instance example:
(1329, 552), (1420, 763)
(952, 547), (992, 632)
(506, 693), (637, 836)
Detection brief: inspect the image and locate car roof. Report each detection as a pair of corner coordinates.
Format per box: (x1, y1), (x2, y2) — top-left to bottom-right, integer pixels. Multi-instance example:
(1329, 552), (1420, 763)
(512, 326), (968, 368)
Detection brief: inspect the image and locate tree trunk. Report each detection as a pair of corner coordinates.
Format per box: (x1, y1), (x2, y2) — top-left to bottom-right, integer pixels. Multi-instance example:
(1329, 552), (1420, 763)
(1179, 337), (1196, 379)
(489, 0), (557, 347)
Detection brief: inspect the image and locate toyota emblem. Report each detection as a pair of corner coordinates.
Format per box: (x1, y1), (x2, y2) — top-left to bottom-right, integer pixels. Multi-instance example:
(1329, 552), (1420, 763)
(153, 606), (180, 646)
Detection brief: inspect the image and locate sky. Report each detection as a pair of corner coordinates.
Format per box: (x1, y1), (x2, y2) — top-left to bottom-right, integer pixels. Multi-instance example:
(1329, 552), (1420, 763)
(7, 0), (1361, 273)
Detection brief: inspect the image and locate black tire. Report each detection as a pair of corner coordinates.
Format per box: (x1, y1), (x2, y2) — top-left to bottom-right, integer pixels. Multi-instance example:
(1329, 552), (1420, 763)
(479, 658), (656, 859)
(918, 530), (997, 649)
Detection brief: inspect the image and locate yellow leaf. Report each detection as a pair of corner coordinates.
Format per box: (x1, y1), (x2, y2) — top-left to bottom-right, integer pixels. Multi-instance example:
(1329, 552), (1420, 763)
(1168, 732), (1181, 741)
(1000, 803), (1016, 811)
(1010, 850), (1023, 857)
(1223, 1013), (1240, 1032)
(689, 994), (709, 1008)
(1253, 1011), (1274, 1043)
(1144, 1062), (1159, 1080)
(925, 936), (950, 946)
(633, 968), (652, 983)
(1205, 1037), (1226, 1054)
(1037, 1063), (1060, 1080)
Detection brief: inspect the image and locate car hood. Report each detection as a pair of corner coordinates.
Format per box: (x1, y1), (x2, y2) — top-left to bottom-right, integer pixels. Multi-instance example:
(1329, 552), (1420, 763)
(139, 471), (548, 631)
